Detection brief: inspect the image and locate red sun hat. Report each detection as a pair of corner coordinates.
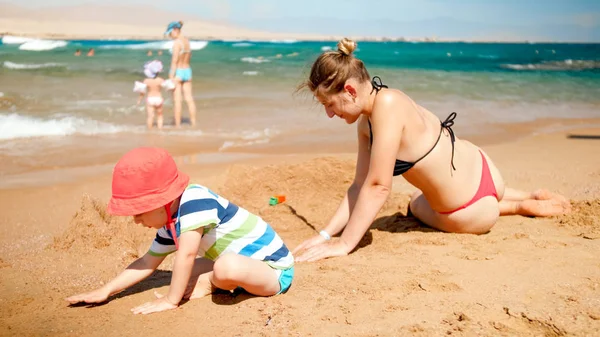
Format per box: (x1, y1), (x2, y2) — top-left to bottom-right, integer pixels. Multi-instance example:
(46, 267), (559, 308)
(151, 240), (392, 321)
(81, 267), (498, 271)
(107, 147), (190, 216)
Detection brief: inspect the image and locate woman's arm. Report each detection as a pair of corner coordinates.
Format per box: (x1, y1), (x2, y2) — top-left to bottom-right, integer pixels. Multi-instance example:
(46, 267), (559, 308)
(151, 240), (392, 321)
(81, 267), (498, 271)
(169, 41), (180, 79)
(293, 121), (371, 256)
(322, 119), (372, 237)
(339, 94), (405, 251)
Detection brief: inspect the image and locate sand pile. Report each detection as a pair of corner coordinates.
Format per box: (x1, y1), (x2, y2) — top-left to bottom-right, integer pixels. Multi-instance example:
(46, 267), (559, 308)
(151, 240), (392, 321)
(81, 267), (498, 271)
(50, 194), (152, 260)
(214, 156), (413, 238)
(559, 199), (600, 239)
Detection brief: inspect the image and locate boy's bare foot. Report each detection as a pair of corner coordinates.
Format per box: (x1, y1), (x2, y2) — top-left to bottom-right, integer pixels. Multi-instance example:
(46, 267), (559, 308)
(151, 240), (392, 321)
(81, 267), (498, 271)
(187, 273), (215, 300)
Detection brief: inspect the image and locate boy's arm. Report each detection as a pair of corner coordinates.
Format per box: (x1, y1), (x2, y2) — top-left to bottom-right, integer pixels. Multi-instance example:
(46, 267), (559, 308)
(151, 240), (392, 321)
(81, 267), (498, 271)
(102, 253), (165, 296)
(66, 253), (165, 304)
(165, 229), (202, 305)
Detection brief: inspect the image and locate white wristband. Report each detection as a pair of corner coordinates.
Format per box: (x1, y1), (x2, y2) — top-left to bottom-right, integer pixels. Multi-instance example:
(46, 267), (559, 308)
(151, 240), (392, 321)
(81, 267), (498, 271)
(319, 230), (331, 241)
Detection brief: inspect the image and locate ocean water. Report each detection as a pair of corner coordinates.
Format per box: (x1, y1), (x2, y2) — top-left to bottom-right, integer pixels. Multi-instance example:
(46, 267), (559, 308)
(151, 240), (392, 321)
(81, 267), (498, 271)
(1, 36), (599, 183)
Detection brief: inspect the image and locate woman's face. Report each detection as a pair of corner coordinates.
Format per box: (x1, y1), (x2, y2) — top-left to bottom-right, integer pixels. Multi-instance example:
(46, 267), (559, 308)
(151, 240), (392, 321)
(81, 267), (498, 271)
(316, 84), (362, 124)
(169, 29), (180, 39)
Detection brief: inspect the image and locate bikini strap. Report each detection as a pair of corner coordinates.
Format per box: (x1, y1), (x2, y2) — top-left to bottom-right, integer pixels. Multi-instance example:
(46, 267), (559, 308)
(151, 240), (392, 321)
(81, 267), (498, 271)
(370, 76), (388, 94)
(441, 112), (457, 171)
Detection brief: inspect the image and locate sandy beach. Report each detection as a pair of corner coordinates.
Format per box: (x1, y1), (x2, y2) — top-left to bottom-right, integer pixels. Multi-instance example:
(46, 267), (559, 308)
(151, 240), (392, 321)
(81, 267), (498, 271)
(1, 2), (599, 335)
(1, 127), (599, 336)
(0, 3), (333, 41)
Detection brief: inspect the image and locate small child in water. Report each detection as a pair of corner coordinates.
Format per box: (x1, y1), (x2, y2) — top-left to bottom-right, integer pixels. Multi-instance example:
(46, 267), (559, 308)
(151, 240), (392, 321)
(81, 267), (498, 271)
(134, 60), (174, 129)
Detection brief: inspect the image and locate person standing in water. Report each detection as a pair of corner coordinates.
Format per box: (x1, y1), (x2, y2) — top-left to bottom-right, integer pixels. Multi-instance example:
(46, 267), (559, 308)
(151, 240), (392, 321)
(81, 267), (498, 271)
(165, 21), (196, 127)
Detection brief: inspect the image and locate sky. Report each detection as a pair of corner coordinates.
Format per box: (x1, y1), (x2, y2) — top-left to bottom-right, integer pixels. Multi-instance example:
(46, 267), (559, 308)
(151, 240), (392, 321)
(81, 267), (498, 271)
(6, 0), (600, 41)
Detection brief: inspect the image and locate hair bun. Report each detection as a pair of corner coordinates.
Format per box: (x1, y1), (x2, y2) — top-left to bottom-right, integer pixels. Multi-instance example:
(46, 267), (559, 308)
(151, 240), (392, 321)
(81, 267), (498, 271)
(337, 38), (357, 56)
(178, 21), (184, 26)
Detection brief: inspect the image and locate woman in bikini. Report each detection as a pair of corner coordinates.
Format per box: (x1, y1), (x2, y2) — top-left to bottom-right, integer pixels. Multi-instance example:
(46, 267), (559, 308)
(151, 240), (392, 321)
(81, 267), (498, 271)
(165, 21), (197, 127)
(293, 38), (571, 262)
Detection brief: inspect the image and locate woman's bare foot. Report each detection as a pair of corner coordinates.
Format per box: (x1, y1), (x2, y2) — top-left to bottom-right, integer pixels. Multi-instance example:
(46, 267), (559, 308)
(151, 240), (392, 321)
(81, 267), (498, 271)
(518, 199), (572, 217)
(531, 189), (568, 203)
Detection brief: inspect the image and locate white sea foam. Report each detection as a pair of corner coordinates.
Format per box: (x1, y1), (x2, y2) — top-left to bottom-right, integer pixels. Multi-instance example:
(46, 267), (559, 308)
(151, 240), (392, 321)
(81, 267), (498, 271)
(3, 61), (66, 70)
(1, 35), (35, 44)
(502, 59), (600, 71)
(217, 128), (276, 150)
(18, 39), (68, 51)
(247, 39), (298, 44)
(241, 57), (270, 64)
(100, 40), (208, 51)
(232, 42), (254, 47)
(0, 113), (128, 140)
(219, 138), (269, 150)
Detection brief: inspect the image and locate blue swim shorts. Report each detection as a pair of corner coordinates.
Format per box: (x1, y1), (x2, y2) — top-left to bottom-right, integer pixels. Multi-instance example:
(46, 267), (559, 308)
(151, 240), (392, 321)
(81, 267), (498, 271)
(175, 68), (192, 82)
(275, 266), (294, 295)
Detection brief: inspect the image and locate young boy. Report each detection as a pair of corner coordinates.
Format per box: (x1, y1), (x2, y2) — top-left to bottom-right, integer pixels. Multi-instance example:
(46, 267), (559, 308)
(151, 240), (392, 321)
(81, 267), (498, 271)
(135, 60), (172, 130)
(66, 147), (295, 314)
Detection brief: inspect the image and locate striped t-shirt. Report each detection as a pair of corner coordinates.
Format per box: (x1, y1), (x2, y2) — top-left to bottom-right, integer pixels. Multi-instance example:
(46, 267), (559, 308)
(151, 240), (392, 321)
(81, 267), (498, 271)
(148, 184), (294, 270)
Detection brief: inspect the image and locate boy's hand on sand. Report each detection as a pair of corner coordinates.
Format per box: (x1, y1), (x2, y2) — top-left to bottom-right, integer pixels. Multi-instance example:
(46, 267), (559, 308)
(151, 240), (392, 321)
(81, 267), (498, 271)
(292, 234), (327, 256)
(65, 287), (110, 304)
(295, 238), (350, 262)
(131, 291), (178, 315)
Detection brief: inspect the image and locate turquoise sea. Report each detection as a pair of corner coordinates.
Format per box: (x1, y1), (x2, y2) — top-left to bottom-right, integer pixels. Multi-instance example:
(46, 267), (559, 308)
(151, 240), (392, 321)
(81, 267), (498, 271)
(1, 36), (599, 185)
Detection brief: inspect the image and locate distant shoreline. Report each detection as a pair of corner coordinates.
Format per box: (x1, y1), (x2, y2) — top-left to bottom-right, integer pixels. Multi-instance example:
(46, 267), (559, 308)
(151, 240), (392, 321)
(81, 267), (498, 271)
(2, 33), (599, 44)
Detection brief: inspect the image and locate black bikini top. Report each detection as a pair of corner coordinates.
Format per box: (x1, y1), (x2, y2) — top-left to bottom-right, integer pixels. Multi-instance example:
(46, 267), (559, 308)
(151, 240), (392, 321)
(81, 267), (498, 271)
(368, 76), (457, 176)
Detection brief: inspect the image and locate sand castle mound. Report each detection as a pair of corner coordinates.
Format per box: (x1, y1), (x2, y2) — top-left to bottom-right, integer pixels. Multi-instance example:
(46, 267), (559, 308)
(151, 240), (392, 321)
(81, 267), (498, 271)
(50, 194), (152, 258)
(216, 156), (413, 235)
(559, 199), (600, 239)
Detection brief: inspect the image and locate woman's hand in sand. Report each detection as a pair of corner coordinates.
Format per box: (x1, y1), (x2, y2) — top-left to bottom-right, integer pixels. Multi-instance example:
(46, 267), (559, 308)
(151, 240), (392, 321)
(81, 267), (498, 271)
(131, 291), (178, 315)
(292, 234), (327, 257)
(65, 287), (110, 305)
(294, 238), (350, 262)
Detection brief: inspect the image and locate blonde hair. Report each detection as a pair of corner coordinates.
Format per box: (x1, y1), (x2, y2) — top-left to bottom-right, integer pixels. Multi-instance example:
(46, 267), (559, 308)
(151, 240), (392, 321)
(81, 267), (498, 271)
(301, 38), (370, 95)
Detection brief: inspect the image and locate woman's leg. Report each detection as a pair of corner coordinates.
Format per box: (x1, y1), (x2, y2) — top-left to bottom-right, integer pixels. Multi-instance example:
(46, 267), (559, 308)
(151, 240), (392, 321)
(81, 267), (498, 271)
(503, 187), (568, 202)
(500, 187), (571, 216)
(499, 198), (571, 216)
(409, 190), (499, 234)
(409, 188), (571, 233)
(480, 149), (571, 217)
(182, 81), (196, 127)
(173, 80), (183, 127)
